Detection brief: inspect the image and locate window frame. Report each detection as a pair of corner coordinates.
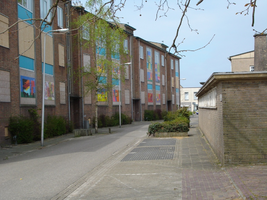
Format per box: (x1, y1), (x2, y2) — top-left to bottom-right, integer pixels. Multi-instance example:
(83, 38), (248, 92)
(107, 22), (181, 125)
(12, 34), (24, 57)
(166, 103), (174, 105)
(57, 6), (63, 28)
(18, 0), (33, 12)
(184, 92), (189, 101)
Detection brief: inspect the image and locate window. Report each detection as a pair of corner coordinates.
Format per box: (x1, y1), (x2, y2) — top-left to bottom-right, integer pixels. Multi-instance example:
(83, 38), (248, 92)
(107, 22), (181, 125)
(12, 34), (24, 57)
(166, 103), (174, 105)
(140, 46), (144, 59)
(58, 44), (65, 67)
(125, 65), (129, 79)
(83, 54), (90, 72)
(0, 15), (9, 48)
(194, 92), (197, 100)
(175, 60), (179, 73)
(161, 55), (164, 66)
(18, 0), (33, 11)
(40, 0), (52, 21)
(0, 70), (10, 102)
(57, 6), (63, 28)
(171, 59), (174, 70)
(141, 91), (145, 104)
(124, 39), (128, 54)
(140, 69), (144, 82)
(59, 82), (65, 104)
(162, 74), (165, 86)
(172, 94), (174, 104)
(162, 94), (165, 104)
(125, 90), (130, 104)
(184, 92), (189, 101)
(250, 65), (254, 72)
(82, 25), (89, 40)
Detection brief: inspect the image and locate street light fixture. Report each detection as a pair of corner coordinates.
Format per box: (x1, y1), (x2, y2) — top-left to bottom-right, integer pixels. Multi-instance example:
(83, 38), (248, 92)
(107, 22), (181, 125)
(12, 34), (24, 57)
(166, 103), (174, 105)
(119, 62), (131, 128)
(41, 28), (69, 146)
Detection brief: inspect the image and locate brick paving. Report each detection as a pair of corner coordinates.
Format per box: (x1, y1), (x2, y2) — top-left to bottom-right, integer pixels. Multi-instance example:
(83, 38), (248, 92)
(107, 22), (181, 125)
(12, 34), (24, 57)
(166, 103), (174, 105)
(227, 165), (267, 199)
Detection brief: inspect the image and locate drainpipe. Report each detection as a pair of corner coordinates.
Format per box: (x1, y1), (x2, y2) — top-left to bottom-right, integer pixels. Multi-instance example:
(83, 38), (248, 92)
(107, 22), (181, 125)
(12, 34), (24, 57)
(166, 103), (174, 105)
(79, 9), (84, 128)
(139, 39), (142, 121)
(66, 1), (71, 123)
(165, 52), (167, 111)
(130, 35), (134, 121)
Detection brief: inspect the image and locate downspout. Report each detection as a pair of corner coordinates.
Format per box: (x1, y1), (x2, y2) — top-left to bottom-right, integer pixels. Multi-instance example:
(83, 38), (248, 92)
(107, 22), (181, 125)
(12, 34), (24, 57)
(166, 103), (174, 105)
(66, 1), (71, 123)
(165, 52), (167, 111)
(139, 39), (142, 121)
(130, 35), (134, 121)
(79, 9), (84, 128)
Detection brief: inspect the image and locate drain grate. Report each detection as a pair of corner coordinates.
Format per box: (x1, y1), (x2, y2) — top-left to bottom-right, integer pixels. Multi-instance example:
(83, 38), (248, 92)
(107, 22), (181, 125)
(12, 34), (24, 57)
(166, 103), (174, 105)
(121, 146), (175, 161)
(138, 138), (176, 147)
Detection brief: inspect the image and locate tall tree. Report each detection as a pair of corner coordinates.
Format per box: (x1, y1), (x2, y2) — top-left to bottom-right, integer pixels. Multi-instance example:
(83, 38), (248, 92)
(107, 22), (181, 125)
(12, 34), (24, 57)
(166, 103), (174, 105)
(75, 0), (128, 133)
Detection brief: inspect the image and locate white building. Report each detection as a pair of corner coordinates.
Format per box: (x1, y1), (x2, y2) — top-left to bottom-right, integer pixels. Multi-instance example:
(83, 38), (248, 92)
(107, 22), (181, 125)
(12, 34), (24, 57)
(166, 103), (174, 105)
(180, 86), (200, 112)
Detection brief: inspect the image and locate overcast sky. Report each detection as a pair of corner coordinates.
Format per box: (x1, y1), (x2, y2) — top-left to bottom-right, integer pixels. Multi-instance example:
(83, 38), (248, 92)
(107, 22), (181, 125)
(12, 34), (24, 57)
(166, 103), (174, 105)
(80, 0), (267, 87)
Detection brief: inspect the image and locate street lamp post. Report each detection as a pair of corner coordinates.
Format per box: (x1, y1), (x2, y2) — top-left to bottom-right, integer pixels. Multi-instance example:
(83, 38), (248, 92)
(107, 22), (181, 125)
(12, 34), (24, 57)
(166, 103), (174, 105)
(119, 62), (131, 128)
(41, 28), (69, 146)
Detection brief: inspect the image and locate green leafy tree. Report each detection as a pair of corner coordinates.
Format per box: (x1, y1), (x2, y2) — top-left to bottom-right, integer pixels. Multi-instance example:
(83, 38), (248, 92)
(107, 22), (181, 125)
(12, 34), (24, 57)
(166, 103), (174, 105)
(75, 0), (128, 133)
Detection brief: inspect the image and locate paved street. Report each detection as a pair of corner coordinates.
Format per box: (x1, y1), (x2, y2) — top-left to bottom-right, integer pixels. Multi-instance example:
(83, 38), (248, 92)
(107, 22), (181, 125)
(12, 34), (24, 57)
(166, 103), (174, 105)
(1, 116), (267, 200)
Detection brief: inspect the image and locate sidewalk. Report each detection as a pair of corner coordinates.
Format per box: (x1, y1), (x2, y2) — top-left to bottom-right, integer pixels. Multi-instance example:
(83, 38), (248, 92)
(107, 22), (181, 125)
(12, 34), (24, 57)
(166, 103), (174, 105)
(1, 117), (267, 200)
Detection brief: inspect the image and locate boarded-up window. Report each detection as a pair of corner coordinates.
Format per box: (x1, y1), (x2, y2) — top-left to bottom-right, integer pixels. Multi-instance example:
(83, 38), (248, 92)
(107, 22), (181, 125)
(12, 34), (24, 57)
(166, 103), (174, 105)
(199, 87), (217, 108)
(172, 77), (174, 87)
(162, 74), (165, 86)
(162, 93), (165, 105)
(161, 55), (164, 66)
(0, 15), (9, 48)
(59, 82), (65, 104)
(125, 90), (130, 104)
(0, 70), (10, 102)
(58, 44), (64, 67)
(140, 46), (144, 59)
(83, 54), (90, 72)
(84, 91), (91, 104)
(125, 65), (129, 79)
(141, 91), (145, 104)
(140, 69), (144, 82)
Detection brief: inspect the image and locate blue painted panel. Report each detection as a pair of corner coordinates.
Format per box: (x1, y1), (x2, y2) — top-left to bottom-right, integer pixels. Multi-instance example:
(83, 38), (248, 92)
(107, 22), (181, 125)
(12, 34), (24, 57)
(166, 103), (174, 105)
(111, 53), (120, 60)
(41, 63), (54, 75)
(156, 85), (160, 91)
(96, 47), (106, 56)
(176, 88), (179, 93)
(41, 24), (52, 33)
(176, 72), (179, 77)
(112, 78), (119, 85)
(19, 56), (34, 71)
(147, 84), (153, 90)
(99, 76), (107, 84)
(18, 4), (33, 24)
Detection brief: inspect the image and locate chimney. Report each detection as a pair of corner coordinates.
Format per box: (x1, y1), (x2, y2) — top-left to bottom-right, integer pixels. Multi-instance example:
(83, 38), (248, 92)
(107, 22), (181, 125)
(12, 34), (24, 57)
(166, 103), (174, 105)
(254, 34), (267, 71)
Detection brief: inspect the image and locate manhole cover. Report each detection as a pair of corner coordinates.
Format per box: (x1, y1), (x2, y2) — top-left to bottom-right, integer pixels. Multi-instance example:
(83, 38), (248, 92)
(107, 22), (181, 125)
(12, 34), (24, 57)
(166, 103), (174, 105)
(121, 146), (175, 161)
(138, 138), (176, 147)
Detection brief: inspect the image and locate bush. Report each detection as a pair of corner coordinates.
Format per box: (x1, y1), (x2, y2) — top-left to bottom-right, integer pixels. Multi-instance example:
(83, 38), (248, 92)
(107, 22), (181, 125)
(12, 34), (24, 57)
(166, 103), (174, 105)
(148, 117), (189, 136)
(92, 113), (132, 128)
(144, 110), (154, 121)
(8, 116), (34, 144)
(44, 115), (67, 138)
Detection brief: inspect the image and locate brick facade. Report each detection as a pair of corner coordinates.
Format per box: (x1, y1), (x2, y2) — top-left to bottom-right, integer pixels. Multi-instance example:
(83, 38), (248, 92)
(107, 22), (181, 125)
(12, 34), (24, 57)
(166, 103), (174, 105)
(197, 72), (267, 165)
(0, 2), (181, 144)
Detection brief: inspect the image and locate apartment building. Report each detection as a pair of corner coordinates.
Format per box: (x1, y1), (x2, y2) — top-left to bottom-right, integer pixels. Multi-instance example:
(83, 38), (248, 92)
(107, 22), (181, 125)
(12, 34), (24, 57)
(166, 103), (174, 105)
(0, 1), (181, 143)
(228, 51), (254, 72)
(180, 86), (200, 112)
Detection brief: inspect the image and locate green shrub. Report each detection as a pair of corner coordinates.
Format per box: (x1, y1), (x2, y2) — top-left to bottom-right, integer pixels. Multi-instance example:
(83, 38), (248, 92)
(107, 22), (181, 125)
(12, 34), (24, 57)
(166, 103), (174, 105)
(161, 110), (168, 119)
(44, 115), (66, 138)
(148, 116), (189, 136)
(144, 110), (154, 121)
(92, 113), (132, 128)
(8, 116), (34, 144)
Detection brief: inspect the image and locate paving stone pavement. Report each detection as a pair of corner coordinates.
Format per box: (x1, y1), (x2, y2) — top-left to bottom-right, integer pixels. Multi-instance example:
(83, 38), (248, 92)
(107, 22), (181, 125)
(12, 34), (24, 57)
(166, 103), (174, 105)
(61, 116), (267, 200)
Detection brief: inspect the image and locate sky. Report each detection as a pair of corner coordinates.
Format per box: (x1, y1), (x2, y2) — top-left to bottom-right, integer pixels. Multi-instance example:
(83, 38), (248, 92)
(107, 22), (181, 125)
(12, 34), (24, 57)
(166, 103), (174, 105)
(79, 0), (267, 87)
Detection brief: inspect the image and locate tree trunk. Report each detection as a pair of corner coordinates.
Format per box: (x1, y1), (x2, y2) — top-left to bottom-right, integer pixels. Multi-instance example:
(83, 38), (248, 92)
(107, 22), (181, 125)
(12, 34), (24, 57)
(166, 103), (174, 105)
(95, 100), (98, 133)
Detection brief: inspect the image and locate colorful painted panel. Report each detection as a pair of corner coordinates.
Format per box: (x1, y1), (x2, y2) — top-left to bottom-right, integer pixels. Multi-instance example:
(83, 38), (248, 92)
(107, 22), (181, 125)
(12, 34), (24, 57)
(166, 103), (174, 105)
(147, 50), (152, 70)
(156, 93), (161, 104)
(112, 89), (119, 102)
(45, 81), (54, 100)
(147, 72), (153, 82)
(97, 89), (107, 102)
(20, 76), (35, 98)
(148, 93), (153, 103)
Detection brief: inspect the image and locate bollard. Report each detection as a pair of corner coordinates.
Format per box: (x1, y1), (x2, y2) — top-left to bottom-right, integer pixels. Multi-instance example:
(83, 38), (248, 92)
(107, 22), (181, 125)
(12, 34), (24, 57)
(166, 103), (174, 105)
(13, 135), (17, 145)
(109, 128), (111, 134)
